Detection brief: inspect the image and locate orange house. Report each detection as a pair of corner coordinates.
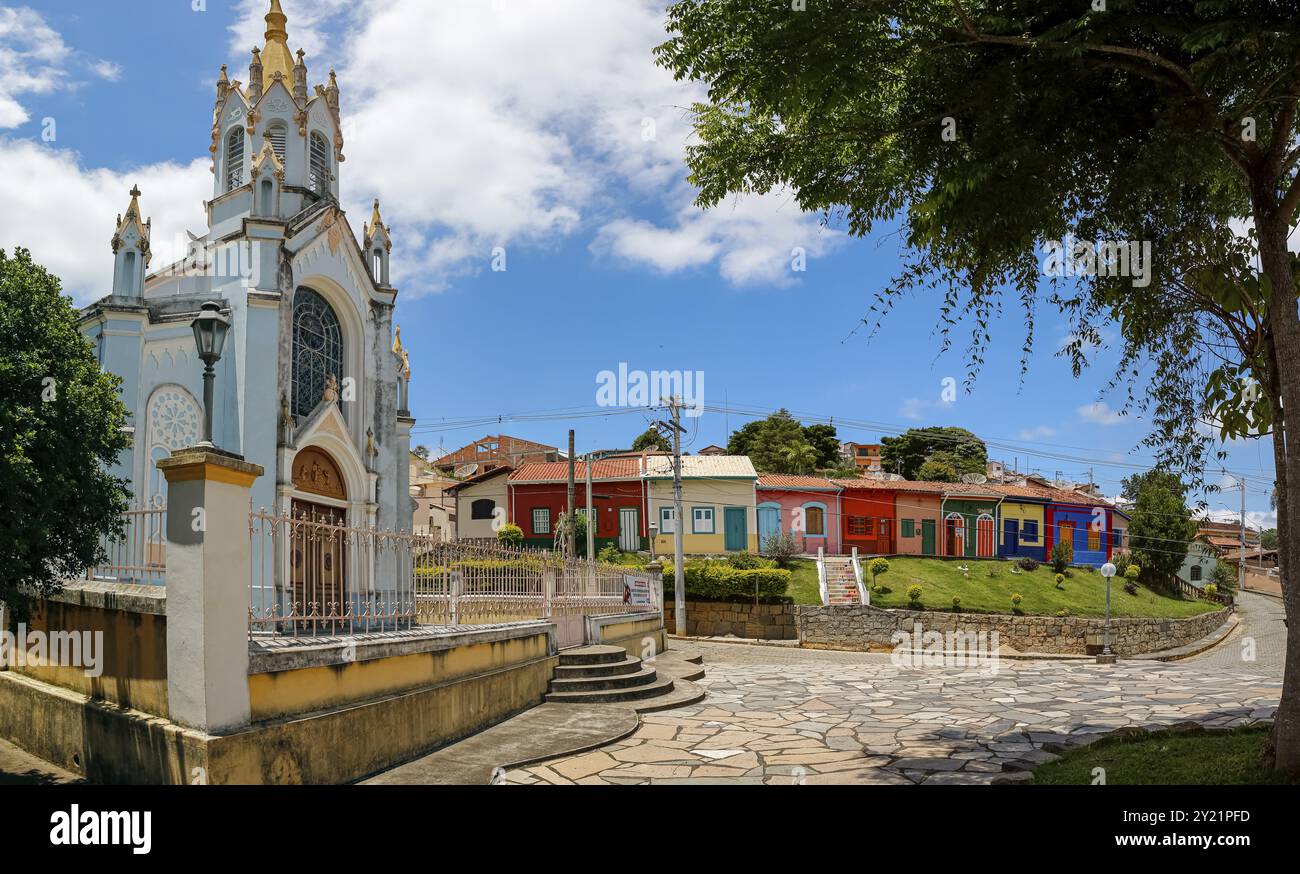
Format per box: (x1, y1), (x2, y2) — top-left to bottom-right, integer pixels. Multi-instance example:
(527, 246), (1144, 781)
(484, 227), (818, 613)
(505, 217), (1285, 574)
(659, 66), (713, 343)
(834, 480), (897, 555)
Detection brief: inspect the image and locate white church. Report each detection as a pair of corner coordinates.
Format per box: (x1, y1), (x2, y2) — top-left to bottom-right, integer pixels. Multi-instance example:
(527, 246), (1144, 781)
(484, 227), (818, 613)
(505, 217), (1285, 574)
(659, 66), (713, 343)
(80, 0), (415, 552)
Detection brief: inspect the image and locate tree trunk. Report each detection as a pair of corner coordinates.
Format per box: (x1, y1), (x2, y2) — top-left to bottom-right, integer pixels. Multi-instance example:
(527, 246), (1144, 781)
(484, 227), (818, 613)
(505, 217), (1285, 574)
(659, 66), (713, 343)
(1254, 209), (1299, 776)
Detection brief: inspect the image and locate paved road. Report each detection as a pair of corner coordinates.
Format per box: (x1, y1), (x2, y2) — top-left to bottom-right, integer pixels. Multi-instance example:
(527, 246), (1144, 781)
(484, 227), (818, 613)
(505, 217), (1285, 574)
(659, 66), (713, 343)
(1185, 590), (1287, 674)
(504, 596), (1286, 785)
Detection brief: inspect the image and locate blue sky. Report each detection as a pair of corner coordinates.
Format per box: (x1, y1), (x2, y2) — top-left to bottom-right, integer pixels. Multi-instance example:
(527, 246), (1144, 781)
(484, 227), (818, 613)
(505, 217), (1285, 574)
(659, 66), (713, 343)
(0, 0), (1279, 527)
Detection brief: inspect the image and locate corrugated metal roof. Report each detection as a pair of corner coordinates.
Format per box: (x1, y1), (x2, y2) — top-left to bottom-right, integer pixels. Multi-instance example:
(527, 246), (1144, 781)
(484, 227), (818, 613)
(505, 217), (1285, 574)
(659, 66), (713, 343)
(644, 455), (757, 479)
(508, 458), (643, 483)
(756, 474), (841, 490)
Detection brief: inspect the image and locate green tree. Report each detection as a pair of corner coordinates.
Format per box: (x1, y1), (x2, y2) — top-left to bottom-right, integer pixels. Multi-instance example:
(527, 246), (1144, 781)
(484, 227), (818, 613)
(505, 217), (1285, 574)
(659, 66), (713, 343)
(729, 409), (817, 473)
(1262, 528), (1279, 551)
(656, 0), (1300, 774)
(1, 248), (132, 621)
(1126, 474), (1198, 593)
(878, 427), (987, 480)
(631, 426), (670, 453)
(916, 458), (958, 483)
(802, 423), (841, 468)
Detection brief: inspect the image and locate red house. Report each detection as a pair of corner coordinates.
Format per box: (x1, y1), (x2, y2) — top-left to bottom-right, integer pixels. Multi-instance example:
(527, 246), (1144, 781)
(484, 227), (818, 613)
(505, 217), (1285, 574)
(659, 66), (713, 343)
(507, 458), (648, 552)
(834, 480), (897, 555)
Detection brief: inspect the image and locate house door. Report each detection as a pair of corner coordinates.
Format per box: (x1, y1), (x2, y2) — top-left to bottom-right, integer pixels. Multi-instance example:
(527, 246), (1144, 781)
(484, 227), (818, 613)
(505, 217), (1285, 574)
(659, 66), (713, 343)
(947, 515), (969, 557)
(290, 500), (346, 620)
(920, 518), (936, 555)
(618, 507), (639, 551)
(724, 507), (747, 551)
(1057, 521), (1075, 562)
(977, 515), (996, 557)
(757, 506), (780, 550)
(878, 519), (893, 554)
(1003, 519), (1020, 556)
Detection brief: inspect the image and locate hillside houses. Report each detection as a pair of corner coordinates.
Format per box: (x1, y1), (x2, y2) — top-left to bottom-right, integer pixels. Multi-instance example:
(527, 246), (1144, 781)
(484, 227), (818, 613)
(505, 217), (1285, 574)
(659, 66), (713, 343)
(433, 447), (1134, 567)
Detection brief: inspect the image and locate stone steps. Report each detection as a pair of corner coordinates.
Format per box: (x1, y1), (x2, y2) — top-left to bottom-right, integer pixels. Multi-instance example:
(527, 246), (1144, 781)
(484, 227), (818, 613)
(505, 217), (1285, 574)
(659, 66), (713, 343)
(545, 645), (680, 705)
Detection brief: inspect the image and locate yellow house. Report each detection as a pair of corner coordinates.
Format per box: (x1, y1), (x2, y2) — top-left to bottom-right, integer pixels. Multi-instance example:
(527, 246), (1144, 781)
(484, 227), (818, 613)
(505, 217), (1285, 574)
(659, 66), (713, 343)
(646, 455), (758, 555)
(997, 497), (1048, 561)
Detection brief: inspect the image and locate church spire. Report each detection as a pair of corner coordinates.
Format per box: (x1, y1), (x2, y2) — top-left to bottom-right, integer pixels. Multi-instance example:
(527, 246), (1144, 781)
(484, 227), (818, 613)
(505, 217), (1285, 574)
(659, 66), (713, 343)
(260, 0), (296, 92)
(110, 185), (151, 299)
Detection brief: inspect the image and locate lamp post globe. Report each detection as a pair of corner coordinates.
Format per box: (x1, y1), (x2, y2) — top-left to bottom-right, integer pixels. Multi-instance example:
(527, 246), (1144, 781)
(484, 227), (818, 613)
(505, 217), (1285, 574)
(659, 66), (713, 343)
(190, 301), (230, 449)
(1100, 562), (1117, 658)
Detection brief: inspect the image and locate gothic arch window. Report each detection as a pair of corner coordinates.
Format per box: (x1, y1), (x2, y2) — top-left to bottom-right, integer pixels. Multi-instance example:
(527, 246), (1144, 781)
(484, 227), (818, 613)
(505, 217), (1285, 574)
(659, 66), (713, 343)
(291, 288), (343, 418)
(145, 386), (202, 505)
(309, 131), (330, 197)
(266, 122), (288, 164)
(226, 128), (245, 192)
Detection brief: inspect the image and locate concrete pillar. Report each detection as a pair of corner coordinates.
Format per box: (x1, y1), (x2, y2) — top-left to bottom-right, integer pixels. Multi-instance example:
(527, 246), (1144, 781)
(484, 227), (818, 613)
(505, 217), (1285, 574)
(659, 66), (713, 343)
(156, 448), (264, 732)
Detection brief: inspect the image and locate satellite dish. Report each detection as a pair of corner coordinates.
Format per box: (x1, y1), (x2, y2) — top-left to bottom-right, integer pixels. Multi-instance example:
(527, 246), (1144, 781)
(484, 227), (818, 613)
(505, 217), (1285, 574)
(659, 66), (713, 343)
(961, 473), (988, 484)
(885, 473), (906, 481)
(453, 464), (478, 478)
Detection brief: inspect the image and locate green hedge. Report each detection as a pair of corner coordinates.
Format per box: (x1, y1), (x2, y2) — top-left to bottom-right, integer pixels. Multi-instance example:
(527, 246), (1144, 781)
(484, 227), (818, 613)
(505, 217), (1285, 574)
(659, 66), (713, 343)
(662, 560), (791, 601)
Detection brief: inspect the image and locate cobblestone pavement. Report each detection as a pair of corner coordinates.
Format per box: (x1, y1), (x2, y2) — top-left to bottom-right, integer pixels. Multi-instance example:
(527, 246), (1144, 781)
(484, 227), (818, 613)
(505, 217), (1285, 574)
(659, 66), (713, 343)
(503, 597), (1284, 786)
(1184, 591), (1287, 674)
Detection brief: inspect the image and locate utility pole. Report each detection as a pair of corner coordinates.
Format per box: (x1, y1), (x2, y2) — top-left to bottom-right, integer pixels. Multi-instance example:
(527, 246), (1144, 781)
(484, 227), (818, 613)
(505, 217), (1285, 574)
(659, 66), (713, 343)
(1231, 474), (1247, 586)
(567, 429), (576, 559)
(658, 397), (687, 637)
(585, 451), (595, 561)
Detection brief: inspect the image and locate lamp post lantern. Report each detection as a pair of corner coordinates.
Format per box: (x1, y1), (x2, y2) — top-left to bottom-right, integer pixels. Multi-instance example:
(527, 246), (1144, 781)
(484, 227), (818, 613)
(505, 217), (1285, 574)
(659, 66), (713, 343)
(1099, 561), (1117, 663)
(190, 301), (230, 449)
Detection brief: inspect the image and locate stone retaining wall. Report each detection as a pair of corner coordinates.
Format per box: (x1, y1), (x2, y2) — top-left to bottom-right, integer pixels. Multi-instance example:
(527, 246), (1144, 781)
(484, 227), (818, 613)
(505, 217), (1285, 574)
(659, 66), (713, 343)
(664, 601), (797, 640)
(796, 604), (1232, 656)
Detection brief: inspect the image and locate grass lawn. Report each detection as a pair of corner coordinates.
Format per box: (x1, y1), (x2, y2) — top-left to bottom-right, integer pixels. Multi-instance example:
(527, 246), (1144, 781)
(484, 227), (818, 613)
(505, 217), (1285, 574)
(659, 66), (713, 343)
(862, 556), (1216, 618)
(1030, 725), (1296, 785)
(783, 558), (822, 605)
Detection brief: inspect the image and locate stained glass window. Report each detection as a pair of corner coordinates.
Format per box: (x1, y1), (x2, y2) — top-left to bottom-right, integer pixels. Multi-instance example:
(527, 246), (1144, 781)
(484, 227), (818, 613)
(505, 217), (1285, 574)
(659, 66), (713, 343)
(291, 288), (343, 418)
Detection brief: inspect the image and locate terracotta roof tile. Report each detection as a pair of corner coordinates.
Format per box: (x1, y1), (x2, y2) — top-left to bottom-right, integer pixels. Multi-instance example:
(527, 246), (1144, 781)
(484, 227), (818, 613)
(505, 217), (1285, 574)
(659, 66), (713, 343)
(508, 458), (643, 482)
(756, 474), (840, 490)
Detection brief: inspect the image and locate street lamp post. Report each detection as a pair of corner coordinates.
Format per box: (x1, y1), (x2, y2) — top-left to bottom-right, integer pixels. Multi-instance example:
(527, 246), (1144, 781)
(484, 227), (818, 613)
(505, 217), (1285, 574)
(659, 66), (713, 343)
(190, 301), (230, 449)
(1098, 561), (1117, 663)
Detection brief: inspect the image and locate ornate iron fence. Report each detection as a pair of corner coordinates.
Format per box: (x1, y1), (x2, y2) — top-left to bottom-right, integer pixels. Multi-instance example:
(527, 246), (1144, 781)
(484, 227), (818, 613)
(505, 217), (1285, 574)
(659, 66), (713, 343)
(84, 499), (167, 586)
(249, 509), (660, 640)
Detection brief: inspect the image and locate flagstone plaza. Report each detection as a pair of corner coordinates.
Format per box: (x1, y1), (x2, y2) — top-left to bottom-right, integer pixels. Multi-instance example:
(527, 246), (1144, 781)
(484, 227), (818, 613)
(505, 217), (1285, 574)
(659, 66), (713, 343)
(503, 593), (1284, 785)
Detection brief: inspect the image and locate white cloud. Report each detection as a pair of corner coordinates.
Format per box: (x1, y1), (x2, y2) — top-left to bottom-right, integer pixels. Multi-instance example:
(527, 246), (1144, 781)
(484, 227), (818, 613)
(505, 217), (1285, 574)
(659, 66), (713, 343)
(0, 6), (72, 129)
(0, 138), (209, 303)
(1016, 425), (1056, 441)
(227, 0), (836, 294)
(1078, 401), (1125, 425)
(898, 396), (955, 422)
(90, 60), (122, 83)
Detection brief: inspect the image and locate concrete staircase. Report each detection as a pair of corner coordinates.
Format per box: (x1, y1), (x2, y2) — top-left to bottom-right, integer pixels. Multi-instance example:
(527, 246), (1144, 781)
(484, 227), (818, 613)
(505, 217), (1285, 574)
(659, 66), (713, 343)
(545, 645), (703, 710)
(823, 556), (863, 605)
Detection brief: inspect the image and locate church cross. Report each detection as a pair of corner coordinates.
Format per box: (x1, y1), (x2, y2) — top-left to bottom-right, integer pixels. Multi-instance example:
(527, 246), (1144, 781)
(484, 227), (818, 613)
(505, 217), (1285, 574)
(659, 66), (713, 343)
(129, 185), (142, 199)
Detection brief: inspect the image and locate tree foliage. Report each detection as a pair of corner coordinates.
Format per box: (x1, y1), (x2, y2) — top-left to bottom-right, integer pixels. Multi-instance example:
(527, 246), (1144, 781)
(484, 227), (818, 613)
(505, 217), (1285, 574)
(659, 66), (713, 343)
(1126, 472), (1198, 589)
(881, 427), (987, 480)
(657, 0), (1300, 773)
(632, 426), (670, 453)
(1, 248), (132, 620)
(726, 408), (837, 473)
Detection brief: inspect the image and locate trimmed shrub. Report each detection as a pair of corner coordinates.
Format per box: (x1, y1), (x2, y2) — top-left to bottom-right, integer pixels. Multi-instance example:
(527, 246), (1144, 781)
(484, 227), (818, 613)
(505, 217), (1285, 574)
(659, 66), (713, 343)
(662, 559), (791, 601)
(869, 557), (890, 588)
(907, 584), (923, 606)
(496, 523), (524, 547)
(1016, 557), (1039, 572)
(1124, 563), (1142, 581)
(727, 551), (767, 570)
(1204, 583), (1219, 596)
(951, 595), (961, 611)
(1051, 541), (1071, 574)
(1054, 573), (1065, 590)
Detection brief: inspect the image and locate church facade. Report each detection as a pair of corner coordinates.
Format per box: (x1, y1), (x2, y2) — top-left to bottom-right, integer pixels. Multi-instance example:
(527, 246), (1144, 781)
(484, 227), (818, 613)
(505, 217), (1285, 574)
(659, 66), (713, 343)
(79, 0), (415, 556)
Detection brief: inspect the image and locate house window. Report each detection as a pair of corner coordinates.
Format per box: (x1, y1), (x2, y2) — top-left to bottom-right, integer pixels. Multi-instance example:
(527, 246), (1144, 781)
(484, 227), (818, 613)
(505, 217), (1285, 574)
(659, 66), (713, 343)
(309, 131), (331, 196)
(1087, 527), (1101, 551)
(577, 507), (595, 535)
(1111, 528), (1123, 549)
(532, 508), (551, 535)
(901, 519), (915, 538)
(1021, 521), (1039, 542)
(848, 516), (867, 536)
(291, 288), (344, 418)
(226, 128), (244, 191)
(692, 507), (715, 534)
(659, 506), (676, 534)
(804, 506), (825, 536)
(1190, 565), (1202, 582)
(470, 499), (495, 520)
(863, 517), (875, 536)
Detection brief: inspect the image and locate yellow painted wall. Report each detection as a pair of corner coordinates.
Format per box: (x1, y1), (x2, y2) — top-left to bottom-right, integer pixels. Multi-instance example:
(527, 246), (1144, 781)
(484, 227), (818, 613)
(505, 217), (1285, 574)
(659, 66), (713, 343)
(597, 617), (665, 657)
(648, 478), (757, 554)
(999, 501), (1046, 549)
(12, 599), (169, 718)
(247, 632), (550, 721)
